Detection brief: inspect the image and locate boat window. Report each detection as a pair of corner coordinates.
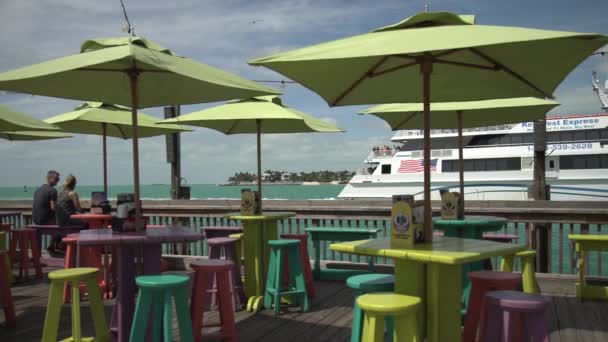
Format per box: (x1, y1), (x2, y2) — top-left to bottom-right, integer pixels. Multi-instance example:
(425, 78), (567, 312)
(511, 134), (523, 144)
(573, 131), (586, 141)
(443, 157), (520, 172)
(560, 131), (574, 142)
(601, 129), (608, 140)
(549, 160), (555, 169)
(587, 130), (600, 140)
(381, 164), (391, 174)
(560, 154), (608, 169)
(523, 134), (534, 144)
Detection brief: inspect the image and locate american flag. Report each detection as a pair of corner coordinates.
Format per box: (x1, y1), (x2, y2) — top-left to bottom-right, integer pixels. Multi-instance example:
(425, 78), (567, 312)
(398, 159), (437, 173)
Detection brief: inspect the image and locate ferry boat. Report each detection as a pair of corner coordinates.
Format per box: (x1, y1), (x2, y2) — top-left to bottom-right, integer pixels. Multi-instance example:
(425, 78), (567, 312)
(339, 113), (608, 201)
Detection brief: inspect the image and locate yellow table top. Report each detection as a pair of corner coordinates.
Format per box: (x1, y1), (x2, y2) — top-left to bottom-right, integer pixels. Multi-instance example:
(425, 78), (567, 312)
(224, 211), (296, 221)
(330, 237), (526, 265)
(568, 234), (608, 242)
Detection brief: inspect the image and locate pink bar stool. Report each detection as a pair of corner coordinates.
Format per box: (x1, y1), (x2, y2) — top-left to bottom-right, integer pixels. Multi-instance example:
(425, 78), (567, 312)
(280, 234), (315, 298)
(8, 228), (42, 280)
(480, 290), (550, 342)
(463, 271), (521, 342)
(190, 259), (237, 342)
(207, 237), (244, 308)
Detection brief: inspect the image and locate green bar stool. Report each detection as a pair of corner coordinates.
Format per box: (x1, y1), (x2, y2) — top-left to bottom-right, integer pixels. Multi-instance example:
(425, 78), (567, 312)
(357, 293), (420, 342)
(42, 267), (110, 342)
(264, 239), (309, 315)
(501, 249), (540, 294)
(347, 274), (395, 342)
(130, 274), (194, 342)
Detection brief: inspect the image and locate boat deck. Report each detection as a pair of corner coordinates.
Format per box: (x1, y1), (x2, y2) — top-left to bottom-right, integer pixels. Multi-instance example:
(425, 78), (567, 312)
(1, 267), (607, 341)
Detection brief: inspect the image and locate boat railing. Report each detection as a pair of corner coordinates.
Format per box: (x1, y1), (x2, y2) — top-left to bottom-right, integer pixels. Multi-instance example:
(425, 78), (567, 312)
(2, 199), (606, 277)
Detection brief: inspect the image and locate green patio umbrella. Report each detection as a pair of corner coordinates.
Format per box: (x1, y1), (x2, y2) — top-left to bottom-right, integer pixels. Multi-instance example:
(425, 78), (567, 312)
(160, 96), (343, 207)
(0, 36), (279, 226)
(45, 101), (191, 193)
(0, 105), (59, 131)
(360, 97), (560, 200)
(249, 11), (608, 240)
(0, 131), (72, 141)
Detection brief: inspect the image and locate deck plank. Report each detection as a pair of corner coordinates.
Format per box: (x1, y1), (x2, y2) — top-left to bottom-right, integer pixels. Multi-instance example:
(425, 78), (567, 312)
(1, 267), (608, 342)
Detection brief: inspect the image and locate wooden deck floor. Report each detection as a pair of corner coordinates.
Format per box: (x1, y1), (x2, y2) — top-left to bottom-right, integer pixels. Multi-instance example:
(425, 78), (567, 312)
(1, 266), (607, 342)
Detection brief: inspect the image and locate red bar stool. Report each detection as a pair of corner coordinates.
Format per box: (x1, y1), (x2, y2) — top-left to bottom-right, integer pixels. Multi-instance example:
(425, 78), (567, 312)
(280, 234), (315, 298)
(480, 290), (550, 342)
(0, 250), (16, 328)
(8, 228), (42, 280)
(62, 235), (79, 303)
(62, 234), (112, 302)
(207, 237), (244, 308)
(190, 259), (237, 342)
(463, 271), (521, 342)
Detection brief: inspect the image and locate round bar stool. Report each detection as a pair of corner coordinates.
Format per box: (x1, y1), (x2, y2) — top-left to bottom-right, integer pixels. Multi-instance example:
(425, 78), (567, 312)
(356, 293), (420, 342)
(501, 250), (540, 294)
(480, 290), (550, 342)
(0, 250), (16, 328)
(8, 228), (42, 280)
(463, 271), (521, 342)
(347, 274), (395, 342)
(207, 237), (244, 308)
(264, 239), (309, 315)
(42, 268), (109, 342)
(280, 233), (315, 298)
(190, 259), (237, 342)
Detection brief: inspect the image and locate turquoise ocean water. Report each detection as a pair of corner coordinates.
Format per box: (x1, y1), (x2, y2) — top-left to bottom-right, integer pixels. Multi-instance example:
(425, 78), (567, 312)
(1, 184), (345, 200)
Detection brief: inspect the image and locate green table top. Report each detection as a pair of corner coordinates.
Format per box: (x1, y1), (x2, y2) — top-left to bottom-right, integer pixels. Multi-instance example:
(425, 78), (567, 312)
(568, 234), (608, 242)
(432, 215), (507, 227)
(330, 237), (525, 265)
(224, 211), (296, 221)
(305, 227), (381, 233)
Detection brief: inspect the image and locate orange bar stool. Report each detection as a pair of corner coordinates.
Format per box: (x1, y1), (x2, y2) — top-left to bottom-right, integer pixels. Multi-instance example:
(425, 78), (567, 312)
(190, 259), (237, 342)
(0, 250), (16, 328)
(8, 228), (42, 280)
(463, 271), (521, 342)
(280, 234), (315, 298)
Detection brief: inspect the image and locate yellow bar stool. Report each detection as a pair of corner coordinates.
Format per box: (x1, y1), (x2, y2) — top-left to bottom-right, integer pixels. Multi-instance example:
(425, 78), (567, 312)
(42, 267), (110, 342)
(356, 293), (420, 342)
(501, 249), (540, 294)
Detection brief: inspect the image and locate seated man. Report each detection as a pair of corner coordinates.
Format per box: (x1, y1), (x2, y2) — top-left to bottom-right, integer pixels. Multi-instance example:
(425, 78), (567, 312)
(32, 170), (60, 253)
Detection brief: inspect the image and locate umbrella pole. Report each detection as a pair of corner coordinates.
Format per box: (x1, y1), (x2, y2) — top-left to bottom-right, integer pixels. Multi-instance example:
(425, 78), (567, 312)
(256, 119), (262, 211)
(457, 110), (465, 204)
(128, 70), (143, 230)
(422, 59), (433, 242)
(102, 123), (108, 194)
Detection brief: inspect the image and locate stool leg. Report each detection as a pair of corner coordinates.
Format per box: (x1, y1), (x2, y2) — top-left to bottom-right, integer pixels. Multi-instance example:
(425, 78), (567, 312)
(0, 258), (16, 328)
(190, 271), (206, 342)
(522, 256), (540, 294)
(130, 290), (152, 342)
(501, 255), (515, 272)
(217, 271), (237, 342)
(394, 312), (419, 342)
(71, 280), (83, 341)
(20, 233), (27, 279)
(42, 281), (63, 342)
(29, 232), (42, 278)
(63, 243), (74, 303)
(480, 303), (502, 342)
(526, 311), (550, 342)
(163, 290), (173, 342)
(289, 248), (309, 311)
(85, 277), (110, 342)
(273, 249), (283, 315)
(362, 313), (384, 342)
(463, 280), (484, 342)
(502, 309), (514, 342)
(151, 293), (163, 341)
(174, 287), (194, 342)
(385, 316), (395, 342)
(351, 297), (364, 342)
(264, 247), (278, 311)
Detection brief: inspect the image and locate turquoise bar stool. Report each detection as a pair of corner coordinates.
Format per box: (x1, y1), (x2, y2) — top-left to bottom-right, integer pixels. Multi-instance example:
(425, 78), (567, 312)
(130, 274), (194, 342)
(347, 274), (395, 342)
(264, 239), (310, 315)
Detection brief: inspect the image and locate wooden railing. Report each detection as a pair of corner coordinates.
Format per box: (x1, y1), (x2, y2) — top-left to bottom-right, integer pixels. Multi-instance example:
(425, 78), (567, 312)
(1, 199), (607, 276)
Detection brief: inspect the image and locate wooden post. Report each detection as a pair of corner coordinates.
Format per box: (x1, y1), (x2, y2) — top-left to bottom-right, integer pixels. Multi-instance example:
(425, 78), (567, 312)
(421, 58), (433, 242)
(164, 106), (181, 200)
(533, 118), (550, 272)
(102, 123), (108, 194)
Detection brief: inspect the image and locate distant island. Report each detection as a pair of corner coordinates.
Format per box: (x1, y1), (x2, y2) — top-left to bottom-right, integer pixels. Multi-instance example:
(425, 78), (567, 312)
(223, 170), (355, 186)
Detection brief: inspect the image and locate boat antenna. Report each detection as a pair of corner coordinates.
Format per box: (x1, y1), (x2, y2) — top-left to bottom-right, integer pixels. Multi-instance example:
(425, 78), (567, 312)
(424, 1), (429, 13)
(119, 0), (135, 36)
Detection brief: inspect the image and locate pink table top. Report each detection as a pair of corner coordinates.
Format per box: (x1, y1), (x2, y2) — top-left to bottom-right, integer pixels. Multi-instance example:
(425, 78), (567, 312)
(76, 225), (203, 247)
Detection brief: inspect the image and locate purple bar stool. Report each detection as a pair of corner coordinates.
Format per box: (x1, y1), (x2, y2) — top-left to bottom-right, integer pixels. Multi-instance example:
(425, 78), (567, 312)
(207, 237), (245, 309)
(480, 290), (550, 342)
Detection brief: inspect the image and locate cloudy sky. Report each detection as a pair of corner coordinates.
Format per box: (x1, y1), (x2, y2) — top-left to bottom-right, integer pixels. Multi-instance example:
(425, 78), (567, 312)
(0, 0), (607, 186)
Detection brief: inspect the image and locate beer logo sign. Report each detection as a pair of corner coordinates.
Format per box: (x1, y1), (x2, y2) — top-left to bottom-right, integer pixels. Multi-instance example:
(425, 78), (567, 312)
(393, 213), (410, 233)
